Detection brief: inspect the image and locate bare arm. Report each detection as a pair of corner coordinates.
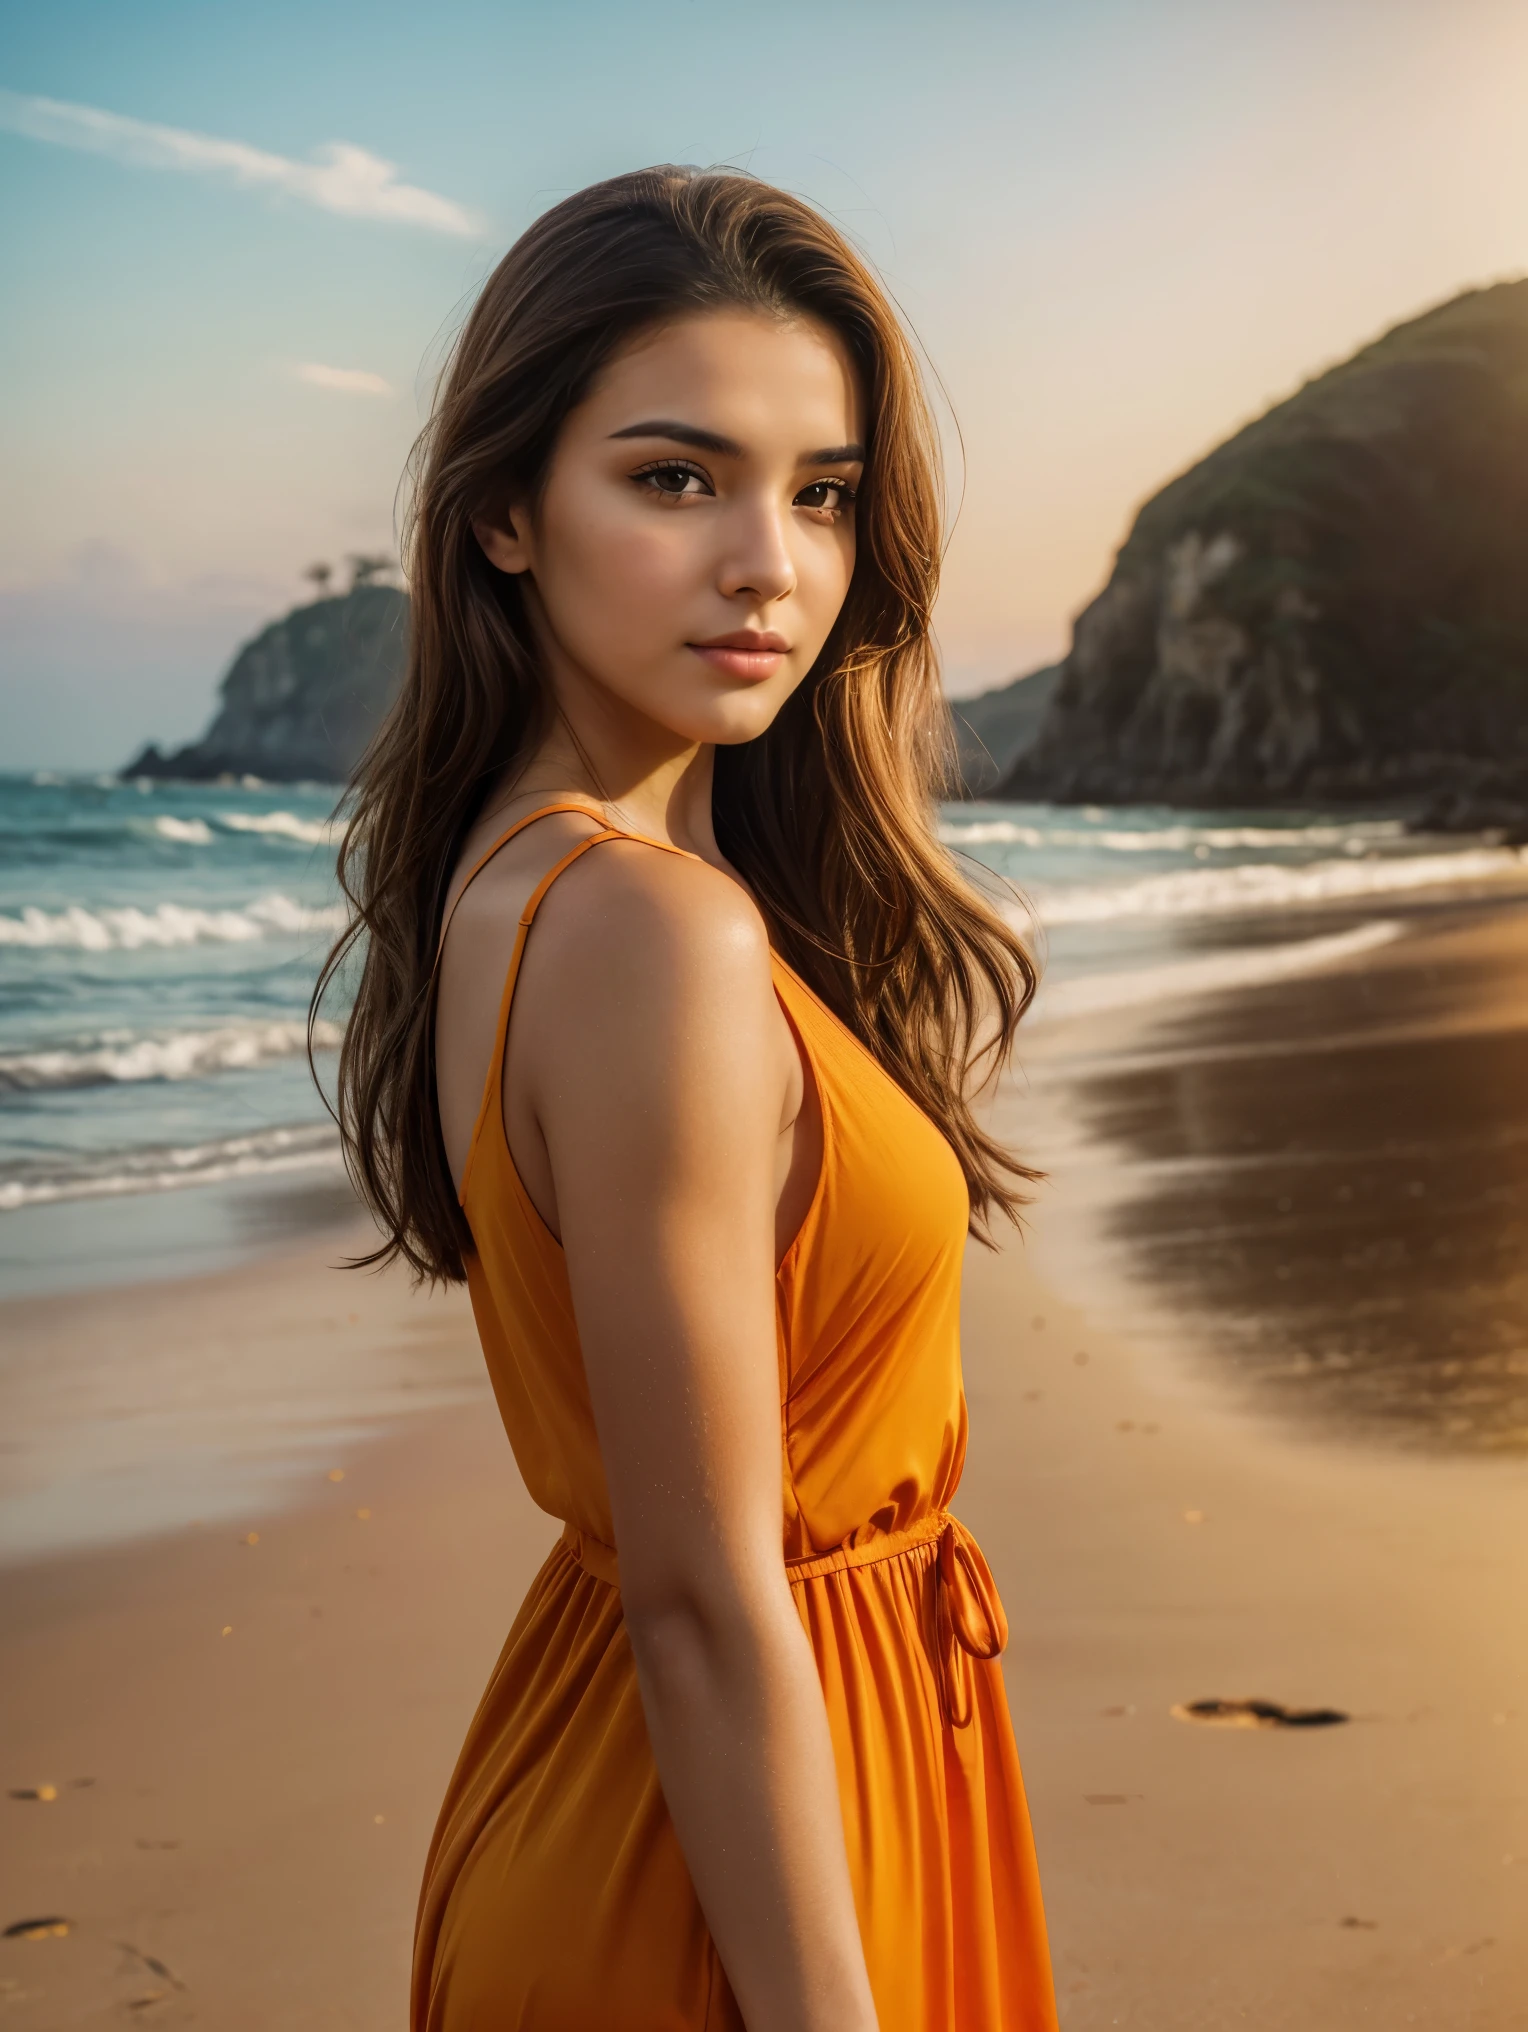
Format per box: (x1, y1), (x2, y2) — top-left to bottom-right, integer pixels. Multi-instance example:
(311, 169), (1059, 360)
(514, 844), (878, 2032)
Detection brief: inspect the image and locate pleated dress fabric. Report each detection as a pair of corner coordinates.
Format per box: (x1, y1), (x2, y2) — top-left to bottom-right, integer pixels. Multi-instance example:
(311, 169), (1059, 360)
(412, 805), (1058, 2032)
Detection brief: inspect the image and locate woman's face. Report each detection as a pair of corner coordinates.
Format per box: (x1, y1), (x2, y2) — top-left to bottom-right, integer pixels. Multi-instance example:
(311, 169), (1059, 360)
(475, 308), (865, 747)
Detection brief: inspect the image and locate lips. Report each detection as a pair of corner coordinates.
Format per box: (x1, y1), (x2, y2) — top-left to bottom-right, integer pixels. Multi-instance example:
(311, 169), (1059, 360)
(688, 630), (790, 682)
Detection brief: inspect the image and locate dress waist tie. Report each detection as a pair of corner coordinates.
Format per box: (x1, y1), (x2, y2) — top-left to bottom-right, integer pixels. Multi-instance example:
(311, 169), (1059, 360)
(560, 1507), (1007, 1731)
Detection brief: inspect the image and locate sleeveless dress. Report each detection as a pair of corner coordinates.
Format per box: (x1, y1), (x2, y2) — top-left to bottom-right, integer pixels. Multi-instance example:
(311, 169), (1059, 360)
(412, 803), (1058, 2032)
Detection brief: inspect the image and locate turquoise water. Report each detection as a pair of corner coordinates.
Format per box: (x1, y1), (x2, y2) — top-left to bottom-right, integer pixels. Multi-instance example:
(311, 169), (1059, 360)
(0, 774), (348, 1295)
(4, 772), (1526, 1300)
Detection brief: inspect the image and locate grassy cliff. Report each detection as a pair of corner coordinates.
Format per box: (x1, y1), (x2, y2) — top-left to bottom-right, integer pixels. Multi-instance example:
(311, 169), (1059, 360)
(1003, 280), (1528, 822)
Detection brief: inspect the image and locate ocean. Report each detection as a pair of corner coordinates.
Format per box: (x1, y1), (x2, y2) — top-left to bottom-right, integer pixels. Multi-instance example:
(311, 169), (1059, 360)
(0, 773), (347, 1299)
(5, 771), (1528, 1306)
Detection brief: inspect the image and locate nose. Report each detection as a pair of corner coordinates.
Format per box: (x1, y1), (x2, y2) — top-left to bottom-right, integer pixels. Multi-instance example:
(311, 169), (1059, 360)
(717, 495), (797, 607)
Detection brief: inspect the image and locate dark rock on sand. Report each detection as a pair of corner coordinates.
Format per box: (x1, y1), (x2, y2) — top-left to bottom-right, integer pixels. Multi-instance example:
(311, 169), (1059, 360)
(1002, 280), (1528, 822)
(1169, 1698), (1349, 1729)
(126, 585), (409, 785)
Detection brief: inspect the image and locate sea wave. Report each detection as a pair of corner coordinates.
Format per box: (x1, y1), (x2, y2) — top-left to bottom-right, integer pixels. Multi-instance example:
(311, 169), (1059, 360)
(1, 810), (337, 854)
(218, 810), (341, 847)
(943, 817), (1410, 853)
(0, 1019), (343, 1094)
(1026, 921), (1403, 1025)
(1022, 846), (1528, 926)
(0, 894), (346, 950)
(151, 815), (214, 844)
(0, 1123), (344, 1212)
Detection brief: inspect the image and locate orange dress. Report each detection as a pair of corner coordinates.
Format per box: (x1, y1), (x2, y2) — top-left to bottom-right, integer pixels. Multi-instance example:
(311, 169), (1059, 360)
(412, 805), (1057, 2031)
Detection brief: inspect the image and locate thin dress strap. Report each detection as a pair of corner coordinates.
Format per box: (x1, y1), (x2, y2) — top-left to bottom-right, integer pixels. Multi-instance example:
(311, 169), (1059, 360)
(446, 800), (694, 1207)
(436, 798), (609, 961)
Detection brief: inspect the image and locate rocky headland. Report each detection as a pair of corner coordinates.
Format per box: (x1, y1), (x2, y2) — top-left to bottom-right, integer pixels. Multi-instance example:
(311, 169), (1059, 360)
(127, 584), (409, 784)
(998, 280), (1528, 829)
(949, 663), (1063, 796)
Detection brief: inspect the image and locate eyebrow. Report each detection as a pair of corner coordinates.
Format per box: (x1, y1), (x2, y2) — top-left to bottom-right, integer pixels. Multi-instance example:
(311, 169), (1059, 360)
(608, 420), (866, 464)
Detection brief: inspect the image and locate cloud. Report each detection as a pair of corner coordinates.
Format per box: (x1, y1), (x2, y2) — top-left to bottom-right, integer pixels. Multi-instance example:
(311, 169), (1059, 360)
(0, 87), (482, 237)
(295, 362), (396, 398)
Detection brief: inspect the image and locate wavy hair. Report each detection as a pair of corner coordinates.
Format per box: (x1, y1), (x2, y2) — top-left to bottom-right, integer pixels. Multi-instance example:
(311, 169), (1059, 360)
(314, 165), (1038, 1282)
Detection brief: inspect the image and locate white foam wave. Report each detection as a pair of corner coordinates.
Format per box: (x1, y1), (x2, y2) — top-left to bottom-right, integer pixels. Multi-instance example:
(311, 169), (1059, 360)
(0, 894), (346, 950)
(0, 1019), (343, 1094)
(1026, 921), (1404, 1027)
(944, 818), (1410, 852)
(0, 1124), (344, 1212)
(1024, 846), (1528, 926)
(151, 814), (213, 844)
(219, 810), (340, 847)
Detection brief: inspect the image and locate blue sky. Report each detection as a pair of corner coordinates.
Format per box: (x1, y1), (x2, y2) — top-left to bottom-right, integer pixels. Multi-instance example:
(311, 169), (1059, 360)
(3, 0), (1526, 767)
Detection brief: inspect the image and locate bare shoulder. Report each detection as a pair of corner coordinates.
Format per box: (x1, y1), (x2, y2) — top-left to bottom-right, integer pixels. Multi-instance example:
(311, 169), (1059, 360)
(520, 842), (788, 1164)
(526, 840), (774, 1013)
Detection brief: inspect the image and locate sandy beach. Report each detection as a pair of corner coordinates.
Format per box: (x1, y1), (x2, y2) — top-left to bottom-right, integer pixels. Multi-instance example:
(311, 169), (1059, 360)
(3, 902), (1526, 2028)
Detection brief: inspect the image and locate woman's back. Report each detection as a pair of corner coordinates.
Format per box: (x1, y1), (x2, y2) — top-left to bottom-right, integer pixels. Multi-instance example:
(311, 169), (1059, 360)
(412, 803), (1057, 2030)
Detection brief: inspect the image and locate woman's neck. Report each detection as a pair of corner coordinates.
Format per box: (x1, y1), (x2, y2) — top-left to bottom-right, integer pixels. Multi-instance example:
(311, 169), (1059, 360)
(503, 721), (724, 869)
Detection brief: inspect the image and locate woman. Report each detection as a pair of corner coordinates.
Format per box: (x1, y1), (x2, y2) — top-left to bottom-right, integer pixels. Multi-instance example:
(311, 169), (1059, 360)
(321, 166), (1057, 2031)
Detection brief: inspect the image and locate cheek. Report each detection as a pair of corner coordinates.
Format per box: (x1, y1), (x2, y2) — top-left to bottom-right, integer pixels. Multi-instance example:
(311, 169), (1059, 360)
(543, 495), (695, 641)
(796, 526), (856, 628)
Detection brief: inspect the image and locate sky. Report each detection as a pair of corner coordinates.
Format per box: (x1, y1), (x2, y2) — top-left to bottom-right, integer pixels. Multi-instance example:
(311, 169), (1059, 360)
(2, 0), (1526, 768)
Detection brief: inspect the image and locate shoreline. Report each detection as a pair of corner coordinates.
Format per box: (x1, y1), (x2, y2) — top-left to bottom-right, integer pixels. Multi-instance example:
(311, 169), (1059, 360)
(2, 898), (1526, 2025)
(1010, 895), (1528, 1463)
(0, 1214), (486, 1569)
(0, 1145), (358, 1308)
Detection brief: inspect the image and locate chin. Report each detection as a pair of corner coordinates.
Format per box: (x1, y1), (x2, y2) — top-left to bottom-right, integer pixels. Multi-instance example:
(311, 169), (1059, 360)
(692, 692), (790, 748)
(634, 676), (793, 749)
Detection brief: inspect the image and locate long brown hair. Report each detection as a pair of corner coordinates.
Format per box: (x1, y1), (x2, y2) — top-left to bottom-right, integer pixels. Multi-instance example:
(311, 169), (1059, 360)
(315, 165), (1038, 1283)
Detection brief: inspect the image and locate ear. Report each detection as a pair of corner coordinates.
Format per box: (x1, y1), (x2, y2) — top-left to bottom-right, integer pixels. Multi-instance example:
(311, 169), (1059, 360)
(472, 509), (533, 576)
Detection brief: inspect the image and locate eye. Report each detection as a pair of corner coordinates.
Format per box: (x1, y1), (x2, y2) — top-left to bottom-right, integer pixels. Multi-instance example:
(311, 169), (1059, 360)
(795, 477), (858, 518)
(633, 459), (713, 502)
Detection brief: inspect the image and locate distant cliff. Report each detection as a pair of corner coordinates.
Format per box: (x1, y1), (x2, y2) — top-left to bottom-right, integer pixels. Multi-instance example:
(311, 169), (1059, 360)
(1003, 281), (1528, 826)
(128, 585), (409, 784)
(949, 664), (1062, 795)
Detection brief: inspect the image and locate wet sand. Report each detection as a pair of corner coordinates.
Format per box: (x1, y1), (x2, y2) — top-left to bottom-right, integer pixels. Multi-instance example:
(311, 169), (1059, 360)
(1019, 897), (1528, 1453)
(0, 1212), (485, 1563)
(3, 904), (1527, 2027)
